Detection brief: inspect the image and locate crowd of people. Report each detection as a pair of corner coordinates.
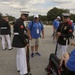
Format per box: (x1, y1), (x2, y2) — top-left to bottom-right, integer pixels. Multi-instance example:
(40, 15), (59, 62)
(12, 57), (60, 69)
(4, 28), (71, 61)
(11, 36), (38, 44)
(0, 11), (44, 75)
(0, 11), (75, 75)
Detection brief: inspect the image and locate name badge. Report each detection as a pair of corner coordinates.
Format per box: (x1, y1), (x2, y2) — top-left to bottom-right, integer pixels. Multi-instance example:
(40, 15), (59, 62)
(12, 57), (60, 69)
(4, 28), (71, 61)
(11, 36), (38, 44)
(37, 29), (39, 34)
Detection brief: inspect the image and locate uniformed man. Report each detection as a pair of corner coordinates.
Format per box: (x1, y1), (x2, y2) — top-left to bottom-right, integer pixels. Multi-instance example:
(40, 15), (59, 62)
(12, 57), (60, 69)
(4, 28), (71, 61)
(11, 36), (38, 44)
(0, 14), (12, 50)
(12, 10), (29, 75)
(55, 13), (73, 58)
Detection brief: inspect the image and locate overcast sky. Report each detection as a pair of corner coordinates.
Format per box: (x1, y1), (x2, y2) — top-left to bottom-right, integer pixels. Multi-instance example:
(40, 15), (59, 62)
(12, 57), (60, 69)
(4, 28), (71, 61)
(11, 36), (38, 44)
(0, 0), (75, 18)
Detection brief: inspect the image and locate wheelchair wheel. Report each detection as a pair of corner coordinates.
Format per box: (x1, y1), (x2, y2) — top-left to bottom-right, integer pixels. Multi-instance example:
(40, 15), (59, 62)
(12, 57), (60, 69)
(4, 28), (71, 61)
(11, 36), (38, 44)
(51, 66), (59, 75)
(47, 73), (51, 75)
(45, 66), (51, 72)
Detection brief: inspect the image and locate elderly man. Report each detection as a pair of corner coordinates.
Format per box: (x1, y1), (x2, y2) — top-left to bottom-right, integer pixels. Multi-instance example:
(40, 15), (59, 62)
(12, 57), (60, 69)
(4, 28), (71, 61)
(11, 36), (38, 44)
(28, 14), (44, 58)
(46, 45), (75, 75)
(52, 16), (61, 42)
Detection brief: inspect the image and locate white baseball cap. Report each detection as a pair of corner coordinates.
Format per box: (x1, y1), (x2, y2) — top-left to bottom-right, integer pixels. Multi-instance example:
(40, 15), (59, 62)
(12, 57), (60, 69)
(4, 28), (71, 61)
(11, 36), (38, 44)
(57, 16), (61, 20)
(71, 20), (73, 22)
(34, 14), (39, 18)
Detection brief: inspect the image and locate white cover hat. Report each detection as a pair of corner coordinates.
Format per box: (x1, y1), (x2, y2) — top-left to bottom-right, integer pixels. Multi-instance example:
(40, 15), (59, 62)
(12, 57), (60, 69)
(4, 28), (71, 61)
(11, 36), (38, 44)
(20, 9), (29, 15)
(2, 14), (7, 17)
(62, 13), (71, 17)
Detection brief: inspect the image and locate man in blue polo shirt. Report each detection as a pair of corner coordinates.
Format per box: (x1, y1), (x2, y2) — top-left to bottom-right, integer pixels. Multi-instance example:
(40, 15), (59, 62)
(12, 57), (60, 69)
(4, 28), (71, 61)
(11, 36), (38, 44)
(28, 14), (44, 58)
(70, 20), (74, 39)
(52, 16), (61, 42)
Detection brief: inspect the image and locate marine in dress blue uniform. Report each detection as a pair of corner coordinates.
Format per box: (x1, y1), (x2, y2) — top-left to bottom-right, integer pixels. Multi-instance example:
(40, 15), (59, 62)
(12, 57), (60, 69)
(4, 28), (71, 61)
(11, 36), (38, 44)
(12, 10), (29, 75)
(56, 13), (73, 58)
(0, 14), (12, 50)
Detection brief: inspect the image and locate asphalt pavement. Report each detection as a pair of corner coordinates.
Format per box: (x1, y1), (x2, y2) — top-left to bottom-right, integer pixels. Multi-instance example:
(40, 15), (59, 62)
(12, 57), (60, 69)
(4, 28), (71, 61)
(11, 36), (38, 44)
(0, 26), (75, 75)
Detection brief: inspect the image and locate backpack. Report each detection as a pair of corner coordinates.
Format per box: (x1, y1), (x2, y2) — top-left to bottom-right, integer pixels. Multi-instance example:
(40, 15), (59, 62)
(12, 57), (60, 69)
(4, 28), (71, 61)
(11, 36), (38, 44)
(30, 20), (42, 30)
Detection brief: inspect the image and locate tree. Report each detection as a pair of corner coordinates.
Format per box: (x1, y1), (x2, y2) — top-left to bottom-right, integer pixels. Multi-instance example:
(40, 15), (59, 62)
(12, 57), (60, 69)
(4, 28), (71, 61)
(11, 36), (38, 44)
(5, 13), (15, 21)
(28, 15), (47, 21)
(47, 7), (70, 21)
(28, 16), (33, 21)
(70, 14), (75, 23)
(39, 15), (47, 21)
(8, 15), (15, 21)
(0, 13), (2, 21)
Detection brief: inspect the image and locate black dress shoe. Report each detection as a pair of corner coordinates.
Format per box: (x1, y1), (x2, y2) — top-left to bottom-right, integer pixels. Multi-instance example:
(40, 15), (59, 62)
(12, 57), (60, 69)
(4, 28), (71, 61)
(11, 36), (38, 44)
(45, 68), (48, 72)
(21, 73), (32, 75)
(26, 73), (32, 75)
(17, 70), (20, 72)
(3, 48), (7, 50)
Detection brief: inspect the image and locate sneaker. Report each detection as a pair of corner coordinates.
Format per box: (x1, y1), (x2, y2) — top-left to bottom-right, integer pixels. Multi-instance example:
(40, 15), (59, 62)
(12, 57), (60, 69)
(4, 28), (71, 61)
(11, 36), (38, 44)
(17, 70), (20, 72)
(35, 52), (41, 56)
(31, 53), (34, 58)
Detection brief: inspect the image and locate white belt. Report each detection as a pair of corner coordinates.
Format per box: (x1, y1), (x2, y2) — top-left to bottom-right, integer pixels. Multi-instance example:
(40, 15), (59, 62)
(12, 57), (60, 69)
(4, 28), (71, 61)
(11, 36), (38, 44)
(1, 27), (7, 29)
(14, 33), (19, 35)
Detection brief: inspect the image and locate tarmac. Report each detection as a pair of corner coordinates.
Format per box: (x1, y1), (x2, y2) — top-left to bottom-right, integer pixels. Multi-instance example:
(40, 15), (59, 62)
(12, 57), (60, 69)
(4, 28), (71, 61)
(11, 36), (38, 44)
(0, 26), (75, 75)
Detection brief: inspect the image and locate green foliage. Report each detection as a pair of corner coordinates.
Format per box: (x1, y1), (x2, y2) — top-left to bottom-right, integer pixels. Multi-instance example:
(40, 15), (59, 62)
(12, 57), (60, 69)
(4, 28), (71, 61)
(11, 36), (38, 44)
(5, 13), (15, 21)
(47, 7), (70, 21)
(28, 15), (47, 21)
(39, 15), (47, 21)
(28, 16), (34, 21)
(8, 15), (15, 21)
(1, 7), (75, 23)
(0, 13), (15, 21)
(0, 13), (2, 21)
(70, 14), (75, 23)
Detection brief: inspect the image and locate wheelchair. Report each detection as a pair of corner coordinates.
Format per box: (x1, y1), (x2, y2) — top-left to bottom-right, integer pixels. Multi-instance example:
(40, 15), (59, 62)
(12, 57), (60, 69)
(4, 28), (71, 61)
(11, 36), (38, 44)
(45, 53), (75, 75)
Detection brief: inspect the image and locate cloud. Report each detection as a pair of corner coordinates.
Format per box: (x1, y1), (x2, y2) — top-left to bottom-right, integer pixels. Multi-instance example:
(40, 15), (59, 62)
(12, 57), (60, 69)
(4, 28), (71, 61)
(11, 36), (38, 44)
(52, 0), (73, 3)
(10, 2), (23, 8)
(0, 0), (75, 18)
(1, 2), (10, 5)
(29, 0), (46, 4)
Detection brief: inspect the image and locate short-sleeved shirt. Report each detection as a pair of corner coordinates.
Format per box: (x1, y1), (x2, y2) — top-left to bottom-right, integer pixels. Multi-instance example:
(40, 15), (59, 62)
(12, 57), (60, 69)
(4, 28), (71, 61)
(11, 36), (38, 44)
(72, 23), (74, 31)
(28, 20), (44, 38)
(53, 19), (60, 29)
(66, 49), (75, 71)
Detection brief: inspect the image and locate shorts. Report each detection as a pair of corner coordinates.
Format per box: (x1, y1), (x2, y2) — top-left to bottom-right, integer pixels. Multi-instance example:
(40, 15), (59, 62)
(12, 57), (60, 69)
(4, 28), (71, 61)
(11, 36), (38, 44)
(30, 38), (40, 46)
